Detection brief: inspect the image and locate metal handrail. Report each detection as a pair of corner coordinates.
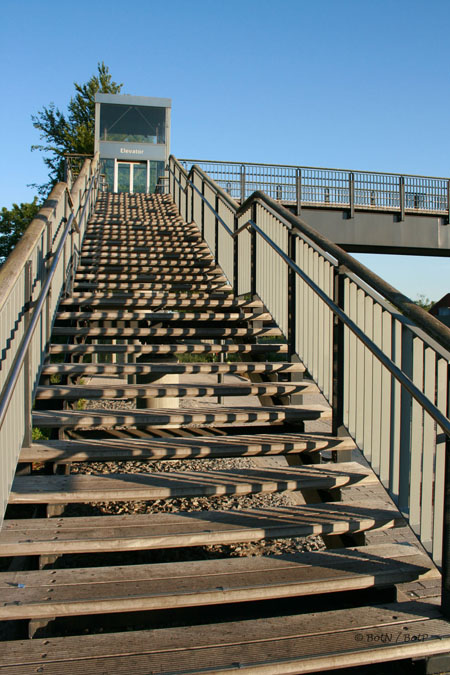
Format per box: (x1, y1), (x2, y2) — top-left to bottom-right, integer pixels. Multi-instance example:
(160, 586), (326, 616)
(180, 158), (450, 219)
(171, 159), (450, 355)
(170, 160), (450, 436)
(0, 170), (97, 434)
(170, 154), (450, 611)
(180, 157), (450, 184)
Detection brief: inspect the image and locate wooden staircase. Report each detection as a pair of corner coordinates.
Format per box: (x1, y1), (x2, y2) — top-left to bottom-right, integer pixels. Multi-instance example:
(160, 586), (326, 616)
(1, 191), (449, 674)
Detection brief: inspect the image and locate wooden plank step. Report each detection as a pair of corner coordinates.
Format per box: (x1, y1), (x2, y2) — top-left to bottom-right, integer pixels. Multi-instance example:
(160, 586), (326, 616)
(82, 235), (202, 243)
(20, 432), (355, 463)
(2, 602), (448, 674)
(73, 273), (226, 283)
(64, 291), (235, 301)
(73, 281), (232, 291)
(55, 310), (270, 322)
(58, 296), (263, 309)
(0, 494), (400, 557)
(82, 241), (205, 251)
(48, 343), (288, 356)
(0, 544), (437, 621)
(10, 462), (375, 504)
(32, 404), (329, 428)
(40, 361), (302, 376)
(76, 263), (216, 273)
(80, 252), (213, 261)
(35, 381), (316, 400)
(51, 326), (282, 338)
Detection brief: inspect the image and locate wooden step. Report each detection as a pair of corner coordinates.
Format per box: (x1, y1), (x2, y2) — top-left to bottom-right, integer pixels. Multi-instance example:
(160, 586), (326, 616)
(10, 462), (375, 504)
(48, 343), (288, 356)
(80, 252), (213, 262)
(0, 492), (399, 557)
(40, 361), (303, 376)
(20, 432), (354, 463)
(0, 544), (437, 621)
(51, 326), (281, 338)
(55, 310), (269, 322)
(75, 264), (216, 274)
(35, 381), (316, 400)
(73, 273), (226, 284)
(2, 601), (447, 674)
(58, 295), (263, 309)
(32, 404), (329, 429)
(73, 281), (232, 291)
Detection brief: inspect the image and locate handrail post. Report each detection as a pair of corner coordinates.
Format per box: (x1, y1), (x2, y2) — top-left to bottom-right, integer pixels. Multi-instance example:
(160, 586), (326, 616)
(447, 179), (450, 225)
(349, 172), (355, 218)
(442, 432), (450, 617)
(296, 168), (302, 216)
(201, 179), (205, 239)
(251, 203), (257, 297)
(23, 260), (33, 448)
(399, 176), (405, 221)
(45, 221), (53, 347)
(240, 165), (246, 204)
(233, 215), (239, 296)
(288, 230), (296, 356)
(332, 265), (345, 439)
(214, 194), (219, 262)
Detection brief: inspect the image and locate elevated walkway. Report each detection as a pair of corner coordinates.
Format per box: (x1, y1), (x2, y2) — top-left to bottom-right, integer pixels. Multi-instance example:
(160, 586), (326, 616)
(1, 190), (449, 673)
(181, 159), (450, 255)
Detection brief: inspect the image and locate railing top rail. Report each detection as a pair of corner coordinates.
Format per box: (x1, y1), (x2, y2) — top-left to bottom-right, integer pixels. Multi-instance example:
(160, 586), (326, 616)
(0, 166), (98, 434)
(246, 192), (450, 355)
(180, 157), (450, 182)
(170, 156), (450, 356)
(0, 182), (66, 313)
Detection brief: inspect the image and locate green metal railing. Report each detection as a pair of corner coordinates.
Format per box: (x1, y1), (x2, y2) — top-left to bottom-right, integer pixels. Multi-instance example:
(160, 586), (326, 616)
(169, 154), (450, 614)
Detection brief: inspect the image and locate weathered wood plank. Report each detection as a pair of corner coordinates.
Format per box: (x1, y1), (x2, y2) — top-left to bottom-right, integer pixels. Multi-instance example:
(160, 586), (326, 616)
(0, 544), (437, 620)
(32, 404), (329, 429)
(0, 497), (401, 556)
(35, 381), (316, 400)
(21, 432), (355, 463)
(10, 461), (372, 504)
(0, 602), (448, 674)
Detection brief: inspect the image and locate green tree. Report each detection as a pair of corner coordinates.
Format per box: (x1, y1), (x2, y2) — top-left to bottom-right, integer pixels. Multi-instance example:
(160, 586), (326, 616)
(0, 199), (40, 263)
(31, 62), (122, 194)
(414, 294), (434, 311)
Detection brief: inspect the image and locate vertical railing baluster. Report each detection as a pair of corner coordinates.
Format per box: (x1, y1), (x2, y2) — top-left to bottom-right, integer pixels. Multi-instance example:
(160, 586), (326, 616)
(23, 260), (33, 448)
(288, 230), (296, 358)
(447, 179), (450, 224)
(233, 215), (239, 297)
(349, 172), (355, 218)
(442, 394), (450, 617)
(296, 168), (302, 216)
(201, 179), (205, 239)
(399, 176), (405, 221)
(332, 265), (345, 440)
(250, 202), (257, 298)
(240, 165), (246, 204)
(214, 194), (219, 263)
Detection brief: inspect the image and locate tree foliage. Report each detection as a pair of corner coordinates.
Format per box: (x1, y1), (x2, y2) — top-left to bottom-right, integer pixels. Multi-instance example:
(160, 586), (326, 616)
(414, 294), (434, 311)
(31, 62), (122, 194)
(0, 199), (40, 263)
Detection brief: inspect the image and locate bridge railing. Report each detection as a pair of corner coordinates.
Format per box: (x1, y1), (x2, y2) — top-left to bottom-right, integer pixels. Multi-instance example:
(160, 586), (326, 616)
(169, 154), (450, 613)
(0, 155), (100, 524)
(179, 158), (450, 218)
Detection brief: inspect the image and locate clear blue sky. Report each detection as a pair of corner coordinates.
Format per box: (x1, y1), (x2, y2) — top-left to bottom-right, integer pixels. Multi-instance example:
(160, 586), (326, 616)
(1, 0), (449, 302)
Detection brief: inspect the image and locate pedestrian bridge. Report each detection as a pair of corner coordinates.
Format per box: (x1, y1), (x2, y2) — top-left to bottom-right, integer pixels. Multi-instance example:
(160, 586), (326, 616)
(181, 159), (450, 255)
(0, 155), (449, 673)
